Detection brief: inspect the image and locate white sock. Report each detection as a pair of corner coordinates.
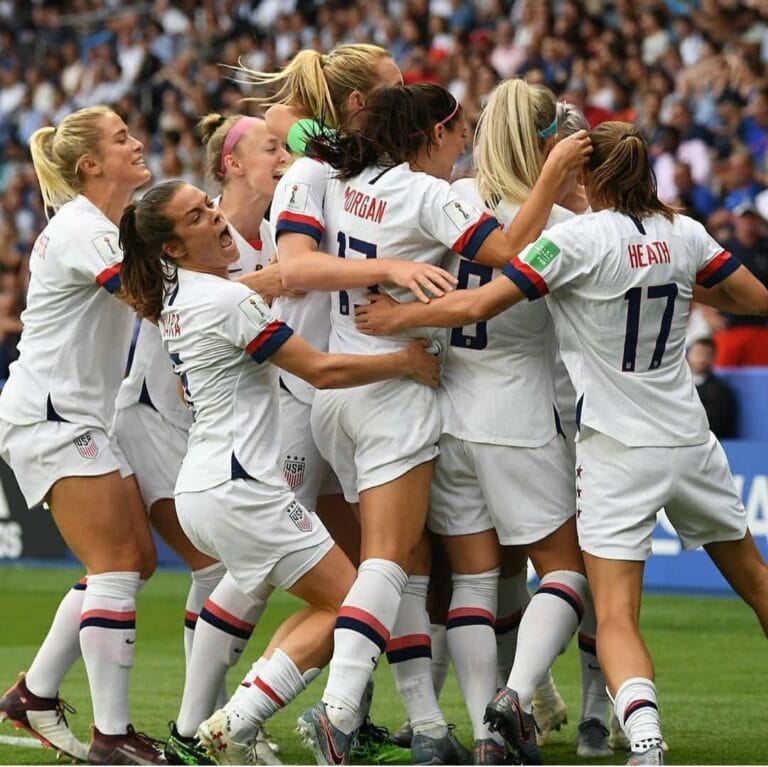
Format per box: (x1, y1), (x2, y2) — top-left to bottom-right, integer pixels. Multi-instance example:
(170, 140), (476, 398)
(79, 571), (140, 734)
(495, 571), (530, 687)
(352, 678), (375, 731)
(386, 576), (446, 737)
(224, 649), (306, 742)
(176, 573), (271, 737)
(229, 655), (270, 709)
(446, 570), (503, 743)
(184, 563), (228, 707)
(323, 558), (408, 734)
(578, 595), (609, 724)
(429, 624), (449, 699)
(614, 677), (663, 753)
(26, 577), (87, 699)
(506, 570), (587, 712)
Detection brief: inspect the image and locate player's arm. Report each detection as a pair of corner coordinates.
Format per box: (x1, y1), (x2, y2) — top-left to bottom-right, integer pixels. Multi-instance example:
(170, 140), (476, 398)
(693, 264), (768, 315)
(354, 274), (524, 335)
(277, 232), (457, 303)
(270, 334), (440, 388)
(471, 131), (592, 269)
(236, 263), (303, 303)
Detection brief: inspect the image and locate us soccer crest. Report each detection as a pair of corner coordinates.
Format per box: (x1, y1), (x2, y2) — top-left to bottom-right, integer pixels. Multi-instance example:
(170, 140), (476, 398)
(286, 501), (313, 532)
(73, 432), (99, 459)
(283, 455), (305, 489)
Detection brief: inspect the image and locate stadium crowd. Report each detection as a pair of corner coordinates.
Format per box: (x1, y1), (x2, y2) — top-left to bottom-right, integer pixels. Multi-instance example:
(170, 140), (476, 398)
(1, 0), (768, 383)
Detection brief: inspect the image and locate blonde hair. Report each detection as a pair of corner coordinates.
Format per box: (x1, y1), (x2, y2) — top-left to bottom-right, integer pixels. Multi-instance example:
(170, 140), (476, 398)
(242, 44), (392, 129)
(197, 112), (242, 186)
(588, 122), (678, 221)
(474, 79), (557, 208)
(29, 106), (115, 215)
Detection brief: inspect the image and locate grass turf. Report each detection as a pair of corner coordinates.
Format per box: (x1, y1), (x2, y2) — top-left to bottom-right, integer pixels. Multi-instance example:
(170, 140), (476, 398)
(0, 565), (764, 765)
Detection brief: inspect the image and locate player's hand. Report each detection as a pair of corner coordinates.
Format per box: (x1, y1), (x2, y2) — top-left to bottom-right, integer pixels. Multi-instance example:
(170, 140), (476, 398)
(354, 293), (401, 335)
(401, 339), (441, 388)
(237, 264), (305, 304)
(545, 130), (592, 177)
(385, 261), (457, 304)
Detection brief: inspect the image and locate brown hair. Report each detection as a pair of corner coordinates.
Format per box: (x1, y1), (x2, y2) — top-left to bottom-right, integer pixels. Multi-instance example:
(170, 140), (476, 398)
(118, 181), (185, 322)
(587, 122), (678, 221)
(197, 113), (241, 186)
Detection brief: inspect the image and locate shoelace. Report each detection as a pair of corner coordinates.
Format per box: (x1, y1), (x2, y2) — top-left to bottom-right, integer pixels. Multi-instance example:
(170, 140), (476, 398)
(356, 719), (391, 745)
(54, 697), (77, 726)
(581, 720), (609, 748)
(126, 725), (166, 753)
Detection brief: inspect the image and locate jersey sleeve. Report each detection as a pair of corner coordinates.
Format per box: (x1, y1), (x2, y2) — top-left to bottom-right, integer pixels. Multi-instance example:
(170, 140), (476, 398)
(273, 158), (327, 245)
(502, 222), (586, 300)
(222, 286), (294, 363)
(419, 180), (500, 260)
(691, 220), (742, 287)
(69, 227), (123, 294)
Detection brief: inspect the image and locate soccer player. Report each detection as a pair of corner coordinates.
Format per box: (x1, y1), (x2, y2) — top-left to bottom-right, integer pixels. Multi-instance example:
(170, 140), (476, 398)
(0, 107), (165, 763)
(112, 113), (292, 765)
(354, 121), (768, 766)
(117, 179), (441, 765)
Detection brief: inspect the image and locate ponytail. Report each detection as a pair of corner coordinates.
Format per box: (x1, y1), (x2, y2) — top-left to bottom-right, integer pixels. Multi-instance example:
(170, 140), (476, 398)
(118, 181), (185, 322)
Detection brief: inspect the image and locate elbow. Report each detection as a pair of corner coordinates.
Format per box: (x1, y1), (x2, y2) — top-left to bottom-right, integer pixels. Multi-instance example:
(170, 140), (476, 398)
(278, 259), (304, 291)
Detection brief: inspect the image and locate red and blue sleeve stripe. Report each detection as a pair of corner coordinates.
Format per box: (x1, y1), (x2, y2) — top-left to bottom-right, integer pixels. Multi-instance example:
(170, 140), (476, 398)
(275, 212), (324, 244)
(451, 213), (500, 260)
(696, 250), (741, 288)
(246, 320), (294, 363)
(502, 256), (549, 300)
(95, 263), (121, 294)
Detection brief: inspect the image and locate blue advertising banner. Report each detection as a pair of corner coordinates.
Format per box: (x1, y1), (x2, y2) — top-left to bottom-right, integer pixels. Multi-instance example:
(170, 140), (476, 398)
(644, 440), (768, 593)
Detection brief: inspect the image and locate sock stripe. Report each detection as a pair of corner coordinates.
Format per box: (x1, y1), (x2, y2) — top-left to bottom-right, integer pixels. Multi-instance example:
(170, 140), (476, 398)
(386, 636), (432, 664)
(578, 631), (596, 655)
(446, 607), (495, 630)
(73, 578), (87, 591)
(184, 610), (198, 630)
(253, 676), (285, 707)
(624, 699), (658, 724)
(199, 601), (255, 639)
(336, 606), (390, 653)
(494, 608), (523, 635)
(536, 582), (584, 621)
(80, 609), (136, 630)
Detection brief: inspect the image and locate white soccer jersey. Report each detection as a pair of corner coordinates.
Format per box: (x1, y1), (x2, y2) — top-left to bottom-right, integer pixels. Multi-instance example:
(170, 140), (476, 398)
(0, 195), (134, 429)
(114, 218), (275, 428)
(503, 210), (741, 447)
(439, 178), (573, 446)
(160, 269), (294, 493)
(271, 157), (335, 404)
(322, 164), (500, 356)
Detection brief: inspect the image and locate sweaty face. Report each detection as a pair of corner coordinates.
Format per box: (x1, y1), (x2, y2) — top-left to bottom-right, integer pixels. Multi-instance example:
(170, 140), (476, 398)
(164, 185), (239, 273)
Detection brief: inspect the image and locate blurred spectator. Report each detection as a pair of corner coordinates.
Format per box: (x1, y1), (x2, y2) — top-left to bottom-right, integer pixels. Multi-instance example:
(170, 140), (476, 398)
(687, 338), (738, 439)
(672, 161), (720, 224)
(713, 201), (768, 367)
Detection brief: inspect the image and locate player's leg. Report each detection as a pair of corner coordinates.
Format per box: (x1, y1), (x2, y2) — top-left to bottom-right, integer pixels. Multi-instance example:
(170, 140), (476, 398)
(495, 548), (529, 688)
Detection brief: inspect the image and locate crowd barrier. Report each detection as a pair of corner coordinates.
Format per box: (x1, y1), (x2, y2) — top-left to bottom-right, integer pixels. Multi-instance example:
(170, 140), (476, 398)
(1, 368), (767, 594)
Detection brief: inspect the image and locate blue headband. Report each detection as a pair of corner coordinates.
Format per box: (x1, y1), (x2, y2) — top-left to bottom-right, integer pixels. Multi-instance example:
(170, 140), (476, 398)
(537, 117), (558, 139)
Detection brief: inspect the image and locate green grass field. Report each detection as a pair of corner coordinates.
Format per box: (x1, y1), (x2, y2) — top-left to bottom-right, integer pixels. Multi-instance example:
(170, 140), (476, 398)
(0, 565), (764, 765)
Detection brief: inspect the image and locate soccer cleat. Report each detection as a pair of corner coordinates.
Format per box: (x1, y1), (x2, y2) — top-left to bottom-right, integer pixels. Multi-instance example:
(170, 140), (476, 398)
(472, 737), (508, 765)
(607, 715), (630, 751)
(350, 719), (411, 764)
(197, 709), (250, 766)
(243, 727), (283, 765)
(626, 746), (665, 765)
(484, 688), (542, 765)
(390, 720), (413, 748)
(87, 724), (167, 765)
(0, 672), (88, 762)
(165, 721), (213, 765)
(576, 718), (612, 758)
(531, 684), (567, 747)
(296, 701), (353, 765)
(410, 725), (472, 765)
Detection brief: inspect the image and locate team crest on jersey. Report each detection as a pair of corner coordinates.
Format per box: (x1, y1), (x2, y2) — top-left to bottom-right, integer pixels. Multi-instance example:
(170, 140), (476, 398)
(91, 233), (120, 266)
(237, 294), (270, 330)
(286, 500), (313, 532)
(284, 182), (310, 212)
(283, 455), (306, 488)
(524, 237), (560, 271)
(73, 432), (99, 460)
(442, 200), (477, 231)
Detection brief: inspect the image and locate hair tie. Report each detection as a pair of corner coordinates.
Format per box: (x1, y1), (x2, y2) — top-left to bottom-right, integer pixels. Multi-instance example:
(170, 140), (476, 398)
(436, 99), (460, 127)
(537, 117), (558, 139)
(621, 132), (637, 141)
(218, 116), (259, 179)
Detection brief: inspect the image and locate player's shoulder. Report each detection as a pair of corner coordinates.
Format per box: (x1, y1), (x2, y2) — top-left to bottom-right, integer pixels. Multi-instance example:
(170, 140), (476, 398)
(280, 155), (331, 185)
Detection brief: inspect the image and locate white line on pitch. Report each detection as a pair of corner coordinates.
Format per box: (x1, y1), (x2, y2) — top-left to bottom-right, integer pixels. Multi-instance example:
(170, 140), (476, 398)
(0, 733), (42, 748)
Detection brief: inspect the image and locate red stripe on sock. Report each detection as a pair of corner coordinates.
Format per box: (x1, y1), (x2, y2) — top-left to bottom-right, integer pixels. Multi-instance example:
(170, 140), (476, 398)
(541, 581), (584, 613)
(386, 633), (431, 652)
(203, 600), (256, 633)
(338, 606), (391, 643)
(253, 677), (285, 707)
(80, 609), (136, 621)
(447, 607), (495, 623)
